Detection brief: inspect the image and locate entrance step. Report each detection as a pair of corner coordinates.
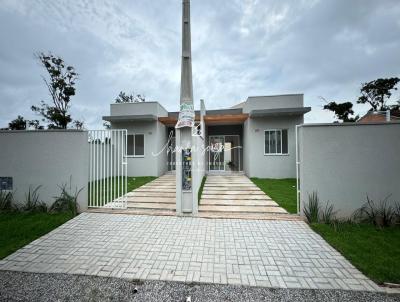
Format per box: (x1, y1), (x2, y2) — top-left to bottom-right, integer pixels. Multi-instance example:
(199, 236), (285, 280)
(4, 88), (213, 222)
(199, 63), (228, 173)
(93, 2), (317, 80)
(199, 174), (288, 217)
(200, 199), (279, 206)
(126, 197), (175, 203)
(199, 205), (287, 214)
(202, 194), (272, 200)
(128, 202), (175, 211)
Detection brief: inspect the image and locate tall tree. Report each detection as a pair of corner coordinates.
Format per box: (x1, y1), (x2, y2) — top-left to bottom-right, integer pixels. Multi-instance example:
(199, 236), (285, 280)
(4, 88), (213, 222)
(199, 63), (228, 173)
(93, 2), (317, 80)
(357, 77), (400, 111)
(323, 101), (359, 122)
(115, 91), (146, 103)
(31, 52), (78, 129)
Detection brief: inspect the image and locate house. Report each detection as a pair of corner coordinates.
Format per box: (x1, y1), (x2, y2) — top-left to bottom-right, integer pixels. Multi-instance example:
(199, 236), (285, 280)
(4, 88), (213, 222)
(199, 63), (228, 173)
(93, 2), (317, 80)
(358, 110), (400, 123)
(103, 94), (311, 179)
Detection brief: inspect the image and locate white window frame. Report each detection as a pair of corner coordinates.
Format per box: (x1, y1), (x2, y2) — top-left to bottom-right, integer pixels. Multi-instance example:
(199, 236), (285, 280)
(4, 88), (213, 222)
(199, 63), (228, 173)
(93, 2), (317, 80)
(264, 129), (288, 156)
(126, 133), (145, 158)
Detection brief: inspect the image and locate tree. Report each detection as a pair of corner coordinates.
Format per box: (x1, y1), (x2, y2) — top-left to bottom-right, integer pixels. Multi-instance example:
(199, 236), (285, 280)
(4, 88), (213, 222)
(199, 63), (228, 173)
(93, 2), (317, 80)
(357, 77), (400, 111)
(115, 91), (145, 103)
(8, 116), (27, 130)
(7, 116), (43, 130)
(323, 101), (359, 122)
(31, 52), (78, 129)
(73, 120), (85, 130)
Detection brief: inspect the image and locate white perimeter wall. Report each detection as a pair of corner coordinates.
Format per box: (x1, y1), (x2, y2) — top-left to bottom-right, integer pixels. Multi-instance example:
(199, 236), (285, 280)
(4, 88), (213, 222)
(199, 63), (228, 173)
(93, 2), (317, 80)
(0, 130), (89, 211)
(298, 122), (400, 217)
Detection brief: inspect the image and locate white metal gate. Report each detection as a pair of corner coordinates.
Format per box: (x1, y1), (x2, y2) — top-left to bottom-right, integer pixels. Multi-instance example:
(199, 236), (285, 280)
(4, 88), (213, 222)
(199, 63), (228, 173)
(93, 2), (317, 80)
(88, 130), (127, 209)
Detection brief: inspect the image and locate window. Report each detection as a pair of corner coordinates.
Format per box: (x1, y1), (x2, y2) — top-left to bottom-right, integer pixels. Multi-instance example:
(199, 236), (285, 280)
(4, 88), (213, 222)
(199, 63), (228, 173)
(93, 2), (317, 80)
(127, 134), (145, 157)
(264, 129), (288, 154)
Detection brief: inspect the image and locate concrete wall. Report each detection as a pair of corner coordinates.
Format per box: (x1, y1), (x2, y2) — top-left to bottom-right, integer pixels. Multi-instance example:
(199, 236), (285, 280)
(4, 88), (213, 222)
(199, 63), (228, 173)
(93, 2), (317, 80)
(111, 121), (167, 177)
(246, 115), (303, 178)
(243, 94), (303, 113)
(110, 102), (168, 117)
(298, 122), (400, 217)
(0, 130), (88, 211)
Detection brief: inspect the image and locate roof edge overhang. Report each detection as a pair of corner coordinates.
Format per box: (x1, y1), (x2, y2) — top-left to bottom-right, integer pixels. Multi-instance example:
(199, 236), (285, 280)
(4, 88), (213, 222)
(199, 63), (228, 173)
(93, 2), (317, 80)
(249, 107), (311, 118)
(103, 114), (158, 122)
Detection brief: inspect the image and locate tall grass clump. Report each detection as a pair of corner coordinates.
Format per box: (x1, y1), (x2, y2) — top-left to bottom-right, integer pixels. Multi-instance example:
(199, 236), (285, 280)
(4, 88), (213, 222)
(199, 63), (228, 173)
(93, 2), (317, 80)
(304, 191), (320, 223)
(49, 183), (82, 216)
(353, 195), (398, 227)
(20, 185), (48, 213)
(303, 191), (337, 224)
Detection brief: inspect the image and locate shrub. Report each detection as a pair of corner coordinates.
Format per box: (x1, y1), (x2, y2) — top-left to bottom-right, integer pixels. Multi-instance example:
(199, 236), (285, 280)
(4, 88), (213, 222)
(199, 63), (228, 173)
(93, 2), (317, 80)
(20, 185), (48, 213)
(352, 195), (397, 227)
(304, 191), (320, 223)
(49, 184), (82, 216)
(321, 202), (337, 224)
(0, 190), (14, 212)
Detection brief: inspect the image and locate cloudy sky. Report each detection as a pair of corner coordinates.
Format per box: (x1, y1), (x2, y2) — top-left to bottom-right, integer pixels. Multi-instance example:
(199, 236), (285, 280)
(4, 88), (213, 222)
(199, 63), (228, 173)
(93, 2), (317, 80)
(0, 0), (399, 129)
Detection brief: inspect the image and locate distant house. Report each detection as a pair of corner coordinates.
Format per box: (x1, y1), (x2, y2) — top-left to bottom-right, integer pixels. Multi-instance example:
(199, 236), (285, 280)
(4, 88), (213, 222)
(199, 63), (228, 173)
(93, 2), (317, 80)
(358, 110), (400, 123)
(103, 94), (311, 178)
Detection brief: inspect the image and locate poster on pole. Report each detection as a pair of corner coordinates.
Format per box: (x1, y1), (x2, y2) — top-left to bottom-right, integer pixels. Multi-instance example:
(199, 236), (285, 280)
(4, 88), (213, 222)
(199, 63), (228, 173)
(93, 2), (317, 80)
(175, 102), (195, 128)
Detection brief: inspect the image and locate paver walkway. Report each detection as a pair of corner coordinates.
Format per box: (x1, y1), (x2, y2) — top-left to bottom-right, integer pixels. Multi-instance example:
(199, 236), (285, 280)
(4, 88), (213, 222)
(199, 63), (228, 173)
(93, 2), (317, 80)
(0, 213), (381, 292)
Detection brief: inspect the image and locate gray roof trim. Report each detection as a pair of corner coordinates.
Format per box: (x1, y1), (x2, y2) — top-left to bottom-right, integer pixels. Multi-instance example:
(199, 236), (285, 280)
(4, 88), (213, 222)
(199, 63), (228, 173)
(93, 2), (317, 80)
(103, 115), (158, 122)
(249, 107), (311, 117)
(168, 108), (243, 118)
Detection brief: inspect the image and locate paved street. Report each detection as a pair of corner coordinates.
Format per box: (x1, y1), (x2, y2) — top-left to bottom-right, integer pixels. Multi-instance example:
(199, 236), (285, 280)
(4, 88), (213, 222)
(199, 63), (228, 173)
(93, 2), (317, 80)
(0, 213), (381, 292)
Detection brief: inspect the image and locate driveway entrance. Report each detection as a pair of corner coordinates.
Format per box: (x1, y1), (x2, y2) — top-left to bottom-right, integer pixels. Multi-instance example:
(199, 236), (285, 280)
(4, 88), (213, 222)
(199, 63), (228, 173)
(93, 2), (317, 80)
(0, 213), (380, 291)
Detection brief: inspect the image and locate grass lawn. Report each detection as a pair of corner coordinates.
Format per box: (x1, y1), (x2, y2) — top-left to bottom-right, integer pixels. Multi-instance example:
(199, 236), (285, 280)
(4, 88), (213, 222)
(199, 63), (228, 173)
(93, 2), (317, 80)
(88, 176), (156, 203)
(250, 178), (297, 214)
(198, 176), (206, 204)
(0, 212), (74, 260)
(311, 223), (400, 284)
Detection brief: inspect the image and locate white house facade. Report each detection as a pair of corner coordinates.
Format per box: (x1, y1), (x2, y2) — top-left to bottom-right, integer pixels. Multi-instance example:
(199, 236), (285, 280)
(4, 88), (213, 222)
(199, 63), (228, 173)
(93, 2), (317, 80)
(103, 94), (311, 179)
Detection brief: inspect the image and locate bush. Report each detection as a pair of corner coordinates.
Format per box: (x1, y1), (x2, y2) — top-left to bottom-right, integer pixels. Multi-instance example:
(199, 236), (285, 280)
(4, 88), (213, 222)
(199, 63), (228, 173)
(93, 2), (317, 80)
(49, 184), (82, 216)
(353, 195), (398, 227)
(304, 191), (320, 223)
(19, 185), (48, 213)
(304, 192), (337, 224)
(0, 190), (14, 212)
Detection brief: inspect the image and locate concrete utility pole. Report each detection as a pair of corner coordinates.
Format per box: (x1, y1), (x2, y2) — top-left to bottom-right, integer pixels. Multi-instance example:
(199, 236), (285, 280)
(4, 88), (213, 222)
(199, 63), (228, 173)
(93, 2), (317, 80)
(176, 0), (196, 215)
(180, 0), (194, 106)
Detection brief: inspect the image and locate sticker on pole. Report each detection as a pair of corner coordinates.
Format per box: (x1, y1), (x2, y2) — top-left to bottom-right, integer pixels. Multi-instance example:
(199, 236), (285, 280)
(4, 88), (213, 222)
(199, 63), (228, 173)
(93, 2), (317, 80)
(176, 102), (195, 128)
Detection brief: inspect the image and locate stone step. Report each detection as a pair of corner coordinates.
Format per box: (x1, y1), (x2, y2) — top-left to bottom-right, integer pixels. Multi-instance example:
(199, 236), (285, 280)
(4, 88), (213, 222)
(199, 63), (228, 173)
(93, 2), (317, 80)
(198, 205), (287, 214)
(202, 194), (271, 200)
(202, 187), (261, 191)
(202, 190), (265, 195)
(128, 202), (176, 210)
(198, 212), (302, 221)
(135, 188), (176, 193)
(127, 192), (176, 198)
(200, 199), (279, 206)
(126, 197), (176, 203)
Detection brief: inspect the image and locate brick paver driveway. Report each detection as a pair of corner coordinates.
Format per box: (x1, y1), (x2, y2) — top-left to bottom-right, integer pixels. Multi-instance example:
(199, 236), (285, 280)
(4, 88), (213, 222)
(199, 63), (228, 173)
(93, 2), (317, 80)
(0, 213), (381, 292)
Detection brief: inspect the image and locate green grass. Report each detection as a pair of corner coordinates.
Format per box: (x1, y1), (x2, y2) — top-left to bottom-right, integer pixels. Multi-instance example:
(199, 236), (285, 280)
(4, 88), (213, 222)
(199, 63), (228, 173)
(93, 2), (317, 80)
(251, 178), (297, 213)
(311, 223), (400, 284)
(198, 176), (206, 204)
(0, 212), (74, 259)
(88, 176), (156, 203)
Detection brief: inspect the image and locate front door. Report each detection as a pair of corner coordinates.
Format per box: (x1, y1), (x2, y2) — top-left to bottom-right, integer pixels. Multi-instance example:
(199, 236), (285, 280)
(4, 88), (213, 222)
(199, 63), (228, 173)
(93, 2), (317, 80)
(209, 136), (225, 171)
(167, 136), (176, 171)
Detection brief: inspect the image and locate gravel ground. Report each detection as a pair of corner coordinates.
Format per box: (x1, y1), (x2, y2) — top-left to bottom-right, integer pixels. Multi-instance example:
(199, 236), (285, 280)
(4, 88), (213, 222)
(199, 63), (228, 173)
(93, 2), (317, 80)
(0, 271), (398, 302)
